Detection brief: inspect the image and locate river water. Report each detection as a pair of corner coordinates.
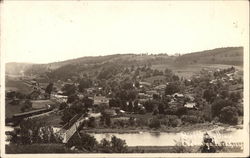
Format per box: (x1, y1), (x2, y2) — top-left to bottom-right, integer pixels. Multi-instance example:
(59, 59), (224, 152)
(89, 127), (245, 147)
(6, 125), (245, 148)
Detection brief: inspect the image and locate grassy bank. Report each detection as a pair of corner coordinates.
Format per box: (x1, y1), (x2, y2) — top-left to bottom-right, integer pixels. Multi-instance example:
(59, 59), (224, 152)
(128, 145), (243, 153)
(6, 144), (77, 154)
(82, 123), (242, 134)
(6, 144), (243, 154)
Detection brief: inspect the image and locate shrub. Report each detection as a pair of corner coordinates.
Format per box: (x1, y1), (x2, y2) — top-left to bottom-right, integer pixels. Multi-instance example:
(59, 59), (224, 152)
(66, 133), (98, 151)
(149, 118), (161, 129)
(172, 139), (192, 153)
(181, 115), (199, 124)
(219, 106), (238, 125)
(20, 100), (32, 112)
(211, 99), (235, 117)
(87, 117), (96, 128)
(161, 115), (179, 127)
(136, 118), (148, 127)
(98, 138), (112, 153)
(110, 136), (128, 153)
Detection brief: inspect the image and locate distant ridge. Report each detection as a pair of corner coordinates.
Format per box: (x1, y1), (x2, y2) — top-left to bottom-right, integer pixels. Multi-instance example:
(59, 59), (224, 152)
(6, 47), (243, 76)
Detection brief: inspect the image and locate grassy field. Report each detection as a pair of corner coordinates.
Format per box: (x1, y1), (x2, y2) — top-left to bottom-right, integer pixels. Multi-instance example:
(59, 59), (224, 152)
(5, 78), (33, 94)
(152, 64), (243, 79)
(6, 144), (76, 154)
(5, 100), (24, 118)
(31, 100), (54, 109)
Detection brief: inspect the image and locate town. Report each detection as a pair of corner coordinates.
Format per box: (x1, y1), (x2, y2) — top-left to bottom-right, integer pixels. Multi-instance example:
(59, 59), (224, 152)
(5, 52), (244, 153)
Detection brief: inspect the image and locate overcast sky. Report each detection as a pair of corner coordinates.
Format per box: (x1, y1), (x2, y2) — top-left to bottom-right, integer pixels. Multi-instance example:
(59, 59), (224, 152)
(1, 1), (249, 64)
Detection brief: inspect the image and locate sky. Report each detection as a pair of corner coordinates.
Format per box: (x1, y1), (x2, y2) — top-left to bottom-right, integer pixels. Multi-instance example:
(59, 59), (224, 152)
(1, 1), (249, 64)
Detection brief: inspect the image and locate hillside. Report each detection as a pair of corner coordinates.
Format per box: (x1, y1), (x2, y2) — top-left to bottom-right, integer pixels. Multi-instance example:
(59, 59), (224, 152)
(6, 62), (34, 75)
(175, 47), (243, 66)
(5, 47), (243, 80)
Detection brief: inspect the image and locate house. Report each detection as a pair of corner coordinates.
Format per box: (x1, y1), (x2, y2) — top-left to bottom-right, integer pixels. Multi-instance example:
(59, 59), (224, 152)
(184, 102), (197, 109)
(86, 88), (95, 94)
(172, 93), (184, 98)
(93, 95), (110, 106)
(52, 94), (68, 103)
(30, 80), (38, 86)
(103, 109), (117, 117)
(146, 90), (159, 96)
(138, 93), (152, 100)
(209, 79), (217, 84)
(57, 90), (64, 95)
(154, 84), (166, 91)
(139, 82), (152, 88)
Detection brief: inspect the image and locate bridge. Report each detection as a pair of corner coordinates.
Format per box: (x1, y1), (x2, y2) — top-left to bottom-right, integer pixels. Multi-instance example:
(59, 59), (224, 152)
(56, 114), (88, 143)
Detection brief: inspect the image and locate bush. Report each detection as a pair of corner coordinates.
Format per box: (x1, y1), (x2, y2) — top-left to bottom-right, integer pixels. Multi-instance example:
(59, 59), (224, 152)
(219, 106), (238, 125)
(110, 136), (128, 153)
(87, 117), (96, 128)
(21, 100), (32, 112)
(149, 118), (161, 129)
(136, 118), (148, 127)
(172, 139), (192, 153)
(66, 133), (98, 151)
(98, 138), (112, 153)
(59, 102), (67, 110)
(160, 115), (179, 127)
(211, 99), (235, 117)
(181, 115), (200, 124)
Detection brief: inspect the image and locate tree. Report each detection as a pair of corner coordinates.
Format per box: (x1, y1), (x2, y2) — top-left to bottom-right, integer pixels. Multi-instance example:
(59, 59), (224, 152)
(110, 136), (128, 153)
(67, 94), (79, 103)
(220, 90), (229, 99)
(211, 99), (235, 117)
(158, 103), (166, 114)
(78, 79), (92, 92)
(82, 96), (93, 108)
(21, 99), (32, 112)
(165, 83), (180, 95)
(149, 118), (161, 129)
(164, 68), (173, 76)
(172, 75), (180, 81)
(62, 84), (76, 96)
(45, 83), (53, 98)
(219, 106), (238, 125)
(61, 101), (87, 124)
(153, 108), (159, 115)
(99, 138), (112, 153)
(203, 89), (216, 103)
(176, 106), (187, 117)
(100, 112), (111, 127)
(230, 92), (241, 103)
(61, 108), (77, 124)
(144, 100), (156, 113)
(87, 117), (96, 128)
(128, 101), (133, 112)
(67, 133), (98, 151)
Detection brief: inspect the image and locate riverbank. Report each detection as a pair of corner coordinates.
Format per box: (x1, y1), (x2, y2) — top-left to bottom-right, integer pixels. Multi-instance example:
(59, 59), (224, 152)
(127, 145), (243, 153)
(82, 123), (243, 134)
(6, 144), (243, 154)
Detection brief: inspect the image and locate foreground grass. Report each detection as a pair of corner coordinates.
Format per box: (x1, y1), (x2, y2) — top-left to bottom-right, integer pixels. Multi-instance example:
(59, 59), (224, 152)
(6, 144), (243, 154)
(6, 144), (77, 154)
(128, 146), (243, 153)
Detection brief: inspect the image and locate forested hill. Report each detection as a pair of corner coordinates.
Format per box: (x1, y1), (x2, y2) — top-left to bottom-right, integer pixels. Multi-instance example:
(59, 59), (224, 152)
(6, 47), (243, 77)
(175, 47), (243, 66)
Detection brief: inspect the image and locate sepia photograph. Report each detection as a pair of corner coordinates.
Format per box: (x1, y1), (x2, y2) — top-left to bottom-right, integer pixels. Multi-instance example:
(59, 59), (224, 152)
(0, 0), (249, 157)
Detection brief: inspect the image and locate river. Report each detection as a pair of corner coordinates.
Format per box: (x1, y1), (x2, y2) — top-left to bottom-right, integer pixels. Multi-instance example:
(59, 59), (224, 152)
(89, 126), (244, 147)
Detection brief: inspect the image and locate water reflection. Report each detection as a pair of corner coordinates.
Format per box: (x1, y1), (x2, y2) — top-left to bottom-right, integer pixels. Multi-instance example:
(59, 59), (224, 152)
(89, 128), (244, 147)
